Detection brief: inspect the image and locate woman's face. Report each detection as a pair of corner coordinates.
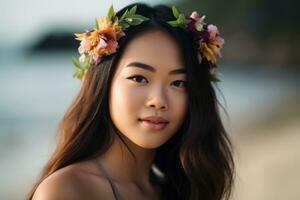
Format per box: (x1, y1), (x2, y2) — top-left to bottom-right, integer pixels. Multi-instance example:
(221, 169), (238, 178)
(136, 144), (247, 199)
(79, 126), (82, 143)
(109, 30), (188, 149)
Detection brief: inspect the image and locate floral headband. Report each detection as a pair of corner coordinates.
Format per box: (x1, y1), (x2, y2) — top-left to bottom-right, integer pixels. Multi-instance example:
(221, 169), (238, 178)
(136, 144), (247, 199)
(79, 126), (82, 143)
(73, 5), (224, 81)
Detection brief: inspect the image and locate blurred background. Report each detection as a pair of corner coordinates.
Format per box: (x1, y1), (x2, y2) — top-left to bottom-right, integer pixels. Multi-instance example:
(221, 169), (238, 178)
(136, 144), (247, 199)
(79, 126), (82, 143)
(0, 0), (299, 199)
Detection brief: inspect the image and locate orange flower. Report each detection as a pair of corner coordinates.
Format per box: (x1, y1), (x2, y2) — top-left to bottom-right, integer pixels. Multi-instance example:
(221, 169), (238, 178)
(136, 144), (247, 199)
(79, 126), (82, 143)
(200, 25), (224, 65)
(201, 43), (218, 64)
(72, 5), (149, 80)
(75, 17), (125, 64)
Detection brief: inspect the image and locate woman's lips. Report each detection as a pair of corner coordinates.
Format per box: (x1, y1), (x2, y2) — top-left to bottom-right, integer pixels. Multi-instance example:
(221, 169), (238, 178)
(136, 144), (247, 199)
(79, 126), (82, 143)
(138, 118), (169, 131)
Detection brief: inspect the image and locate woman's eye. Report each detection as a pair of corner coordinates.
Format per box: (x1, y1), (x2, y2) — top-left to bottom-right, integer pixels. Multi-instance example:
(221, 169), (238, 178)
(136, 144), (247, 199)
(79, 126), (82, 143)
(172, 80), (187, 88)
(126, 75), (148, 83)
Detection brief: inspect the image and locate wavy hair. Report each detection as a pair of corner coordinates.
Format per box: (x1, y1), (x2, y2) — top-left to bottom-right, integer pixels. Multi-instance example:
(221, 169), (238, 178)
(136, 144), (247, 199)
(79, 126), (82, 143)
(27, 3), (235, 200)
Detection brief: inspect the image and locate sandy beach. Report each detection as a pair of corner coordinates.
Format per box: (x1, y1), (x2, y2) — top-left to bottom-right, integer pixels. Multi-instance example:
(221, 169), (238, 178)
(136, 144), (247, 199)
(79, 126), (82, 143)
(230, 95), (300, 200)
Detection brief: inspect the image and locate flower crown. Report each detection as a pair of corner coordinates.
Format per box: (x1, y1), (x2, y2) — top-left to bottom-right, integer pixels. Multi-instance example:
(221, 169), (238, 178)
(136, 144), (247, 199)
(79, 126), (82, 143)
(73, 5), (224, 81)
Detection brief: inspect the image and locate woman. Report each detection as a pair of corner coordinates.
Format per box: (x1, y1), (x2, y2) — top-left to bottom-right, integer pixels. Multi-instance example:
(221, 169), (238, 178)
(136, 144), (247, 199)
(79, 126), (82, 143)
(28, 3), (234, 200)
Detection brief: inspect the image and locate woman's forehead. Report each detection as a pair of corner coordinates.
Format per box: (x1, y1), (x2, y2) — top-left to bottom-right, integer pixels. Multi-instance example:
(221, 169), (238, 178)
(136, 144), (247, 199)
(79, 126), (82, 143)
(118, 30), (184, 72)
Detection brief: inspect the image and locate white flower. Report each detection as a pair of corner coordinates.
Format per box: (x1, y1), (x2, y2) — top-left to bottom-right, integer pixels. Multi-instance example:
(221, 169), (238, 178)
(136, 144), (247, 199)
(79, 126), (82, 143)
(79, 54), (86, 63)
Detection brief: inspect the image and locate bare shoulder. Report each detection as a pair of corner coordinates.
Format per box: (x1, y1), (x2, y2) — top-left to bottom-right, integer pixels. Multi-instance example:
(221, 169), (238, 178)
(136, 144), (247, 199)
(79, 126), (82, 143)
(32, 161), (114, 200)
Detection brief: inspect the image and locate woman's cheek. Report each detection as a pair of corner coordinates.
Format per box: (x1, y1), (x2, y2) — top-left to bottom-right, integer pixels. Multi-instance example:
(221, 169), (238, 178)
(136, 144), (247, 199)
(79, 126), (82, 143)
(119, 82), (146, 109)
(172, 91), (188, 119)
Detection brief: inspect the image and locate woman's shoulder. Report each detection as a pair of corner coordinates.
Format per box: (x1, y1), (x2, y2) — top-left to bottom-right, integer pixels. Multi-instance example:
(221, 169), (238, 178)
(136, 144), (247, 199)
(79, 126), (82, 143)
(32, 161), (114, 200)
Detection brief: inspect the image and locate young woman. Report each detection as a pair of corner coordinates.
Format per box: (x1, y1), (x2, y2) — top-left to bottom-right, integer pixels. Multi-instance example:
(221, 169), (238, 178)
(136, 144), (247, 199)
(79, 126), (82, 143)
(28, 3), (235, 200)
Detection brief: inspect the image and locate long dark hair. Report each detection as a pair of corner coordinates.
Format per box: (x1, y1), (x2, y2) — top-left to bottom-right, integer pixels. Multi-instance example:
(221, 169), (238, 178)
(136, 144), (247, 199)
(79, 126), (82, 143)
(27, 3), (235, 200)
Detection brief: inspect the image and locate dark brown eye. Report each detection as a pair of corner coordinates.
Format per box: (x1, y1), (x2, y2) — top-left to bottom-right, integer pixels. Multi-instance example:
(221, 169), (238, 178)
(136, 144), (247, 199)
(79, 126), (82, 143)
(172, 80), (187, 88)
(127, 75), (148, 83)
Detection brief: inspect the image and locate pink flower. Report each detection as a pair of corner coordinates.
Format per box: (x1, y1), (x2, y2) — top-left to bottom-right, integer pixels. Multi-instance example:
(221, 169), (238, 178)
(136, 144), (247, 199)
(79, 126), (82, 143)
(90, 37), (118, 64)
(91, 54), (101, 65)
(187, 11), (206, 34)
(106, 39), (118, 53)
(78, 39), (92, 54)
(207, 25), (218, 37)
(186, 12), (225, 65)
(190, 12), (206, 31)
(97, 37), (108, 50)
(207, 24), (225, 57)
(189, 11), (206, 23)
(208, 25), (224, 44)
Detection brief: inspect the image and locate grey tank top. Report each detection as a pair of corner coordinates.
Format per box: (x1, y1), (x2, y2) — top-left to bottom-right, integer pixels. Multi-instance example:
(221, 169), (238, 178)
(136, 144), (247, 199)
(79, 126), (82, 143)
(93, 160), (123, 200)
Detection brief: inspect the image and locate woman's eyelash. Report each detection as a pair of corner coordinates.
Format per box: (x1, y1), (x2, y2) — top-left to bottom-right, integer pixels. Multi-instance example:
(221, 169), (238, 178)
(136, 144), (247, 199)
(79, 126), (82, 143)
(172, 80), (187, 88)
(126, 75), (148, 83)
(126, 75), (187, 88)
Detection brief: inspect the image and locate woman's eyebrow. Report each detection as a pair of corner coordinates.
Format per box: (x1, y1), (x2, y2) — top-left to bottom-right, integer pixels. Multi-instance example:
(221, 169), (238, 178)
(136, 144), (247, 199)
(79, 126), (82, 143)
(125, 62), (186, 75)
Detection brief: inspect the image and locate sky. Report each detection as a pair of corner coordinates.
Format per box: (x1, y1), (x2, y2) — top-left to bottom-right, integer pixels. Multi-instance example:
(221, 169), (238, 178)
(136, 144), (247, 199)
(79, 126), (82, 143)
(0, 0), (176, 48)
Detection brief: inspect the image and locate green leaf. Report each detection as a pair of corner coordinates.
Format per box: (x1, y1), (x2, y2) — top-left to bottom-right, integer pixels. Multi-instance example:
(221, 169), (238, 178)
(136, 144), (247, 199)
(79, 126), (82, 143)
(128, 5), (137, 17)
(195, 23), (203, 31)
(112, 15), (118, 23)
(172, 6), (180, 18)
(120, 9), (129, 21)
(168, 20), (179, 27)
(107, 5), (115, 21)
(95, 18), (99, 29)
(125, 17), (144, 26)
(178, 14), (185, 23)
(119, 21), (130, 29)
(125, 18), (133, 22)
(134, 14), (149, 21)
(73, 69), (83, 79)
(72, 57), (82, 69)
(84, 62), (91, 70)
(73, 70), (78, 78)
(168, 7), (187, 29)
(79, 70), (84, 79)
(176, 14), (187, 28)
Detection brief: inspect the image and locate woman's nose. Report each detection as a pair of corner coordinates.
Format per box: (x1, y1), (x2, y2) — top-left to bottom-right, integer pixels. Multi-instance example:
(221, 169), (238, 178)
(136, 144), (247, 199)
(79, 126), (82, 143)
(146, 86), (168, 111)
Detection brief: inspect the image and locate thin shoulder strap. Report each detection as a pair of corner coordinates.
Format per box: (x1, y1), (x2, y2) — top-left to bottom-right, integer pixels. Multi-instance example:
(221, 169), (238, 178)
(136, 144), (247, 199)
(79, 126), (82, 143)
(93, 159), (123, 200)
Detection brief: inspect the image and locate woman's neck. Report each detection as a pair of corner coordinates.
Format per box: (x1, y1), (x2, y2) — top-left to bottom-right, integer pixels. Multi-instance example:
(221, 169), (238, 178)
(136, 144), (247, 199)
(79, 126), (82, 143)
(95, 134), (156, 189)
